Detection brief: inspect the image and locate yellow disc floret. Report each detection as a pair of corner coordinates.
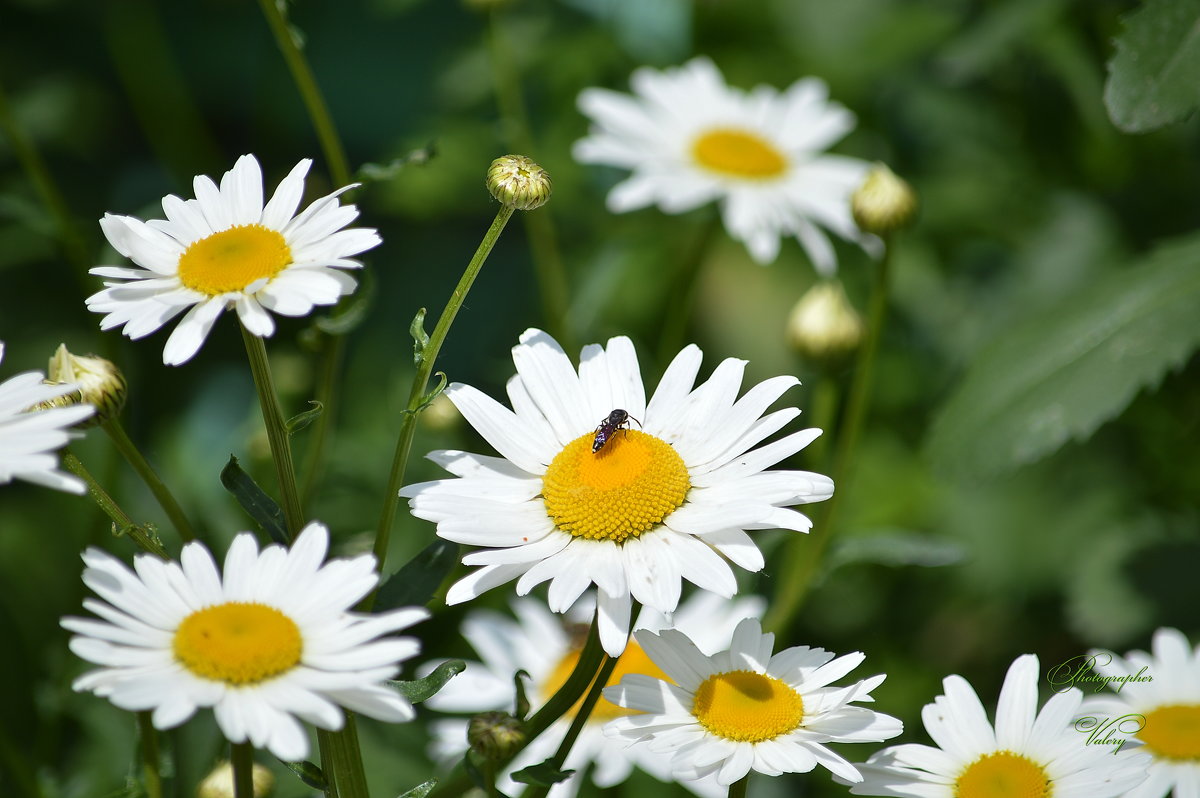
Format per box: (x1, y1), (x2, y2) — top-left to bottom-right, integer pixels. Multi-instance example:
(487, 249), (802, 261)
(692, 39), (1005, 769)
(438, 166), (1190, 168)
(1139, 704), (1200, 760)
(692, 670), (804, 742)
(541, 640), (671, 722)
(954, 751), (1051, 798)
(177, 224), (292, 296)
(542, 430), (690, 543)
(173, 602), (303, 685)
(692, 129), (788, 180)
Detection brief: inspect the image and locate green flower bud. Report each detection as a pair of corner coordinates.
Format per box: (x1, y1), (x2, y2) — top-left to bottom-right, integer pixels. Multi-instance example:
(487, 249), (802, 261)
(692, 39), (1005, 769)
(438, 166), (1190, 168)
(852, 163), (917, 236)
(487, 155), (552, 210)
(47, 344), (126, 426)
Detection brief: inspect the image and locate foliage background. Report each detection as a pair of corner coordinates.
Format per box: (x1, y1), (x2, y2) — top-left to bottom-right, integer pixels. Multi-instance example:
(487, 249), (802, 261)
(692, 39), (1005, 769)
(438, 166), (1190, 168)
(0, 0), (1196, 795)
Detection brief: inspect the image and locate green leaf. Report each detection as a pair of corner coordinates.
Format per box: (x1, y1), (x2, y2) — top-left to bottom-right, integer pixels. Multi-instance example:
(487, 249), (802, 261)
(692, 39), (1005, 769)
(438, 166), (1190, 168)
(285, 400), (323, 435)
(219, 455), (288, 545)
(282, 759), (330, 791)
(511, 761), (575, 787)
(390, 659), (466, 703)
(314, 269), (375, 336)
(374, 539), (459, 610)
(1105, 0), (1200, 132)
(396, 779), (437, 798)
(927, 232), (1200, 477)
(358, 143), (437, 184)
(513, 669), (531, 720)
(410, 307), (430, 366)
(827, 531), (966, 571)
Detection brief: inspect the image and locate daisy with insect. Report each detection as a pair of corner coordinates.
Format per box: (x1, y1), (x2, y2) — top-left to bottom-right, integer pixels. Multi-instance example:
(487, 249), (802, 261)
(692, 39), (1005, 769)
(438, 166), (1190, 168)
(401, 328), (833, 656)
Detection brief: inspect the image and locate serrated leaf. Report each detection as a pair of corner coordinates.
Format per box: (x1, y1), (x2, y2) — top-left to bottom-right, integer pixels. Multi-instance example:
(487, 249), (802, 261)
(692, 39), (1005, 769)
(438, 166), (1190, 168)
(374, 539), (459, 610)
(390, 659), (465, 703)
(282, 759), (330, 790)
(285, 401), (323, 435)
(396, 779), (437, 798)
(927, 233), (1200, 477)
(1105, 0), (1200, 132)
(828, 531), (966, 571)
(219, 455), (288, 544)
(511, 761), (575, 787)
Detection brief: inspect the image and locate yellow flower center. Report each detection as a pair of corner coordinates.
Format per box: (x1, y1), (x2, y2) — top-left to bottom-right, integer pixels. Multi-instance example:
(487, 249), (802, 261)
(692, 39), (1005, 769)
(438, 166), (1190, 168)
(692, 128), (788, 180)
(177, 224), (292, 295)
(541, 639), (671, 723)
(954, 751), (1051, 798)
(692, 670), (804, 742)
(542, 430), (690, 543)
(173, 602), (303, 685)
(1139, 704), (1200, 760)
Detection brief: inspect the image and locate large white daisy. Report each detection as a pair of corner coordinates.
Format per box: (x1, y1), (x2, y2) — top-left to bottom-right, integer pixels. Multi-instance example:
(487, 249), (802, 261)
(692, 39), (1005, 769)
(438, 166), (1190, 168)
(1079, 627), (1200, 798)
(87, 154), (380, 365)
(573, 56), (880, 273)
(844, 654), (1151, 798)
(428, 591), (765, 798)
(62, 521), (427, 761)
(400, 328), (833, 656)
(603, 616), (902, 787)
(0, 342), (93, 493)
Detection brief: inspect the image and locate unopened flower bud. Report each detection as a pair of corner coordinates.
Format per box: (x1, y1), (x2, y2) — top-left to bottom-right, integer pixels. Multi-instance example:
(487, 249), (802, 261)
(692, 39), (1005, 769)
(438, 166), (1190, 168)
(196, 760), (275, 798)
(47, 344), (126, 426)
(487, 155), (552, 210)
(851, 163), (917, 236)
(468, 711), (526, 760)
(787, 280), (864, 363)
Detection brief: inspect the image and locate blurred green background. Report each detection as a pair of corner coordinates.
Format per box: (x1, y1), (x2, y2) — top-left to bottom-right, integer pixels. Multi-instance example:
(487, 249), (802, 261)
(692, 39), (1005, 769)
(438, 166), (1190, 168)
(1, 0), (1197, 795)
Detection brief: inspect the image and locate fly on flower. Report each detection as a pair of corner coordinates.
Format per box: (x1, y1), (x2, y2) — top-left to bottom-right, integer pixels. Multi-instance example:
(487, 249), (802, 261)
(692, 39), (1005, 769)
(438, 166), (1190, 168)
(592, 408), (641, 453)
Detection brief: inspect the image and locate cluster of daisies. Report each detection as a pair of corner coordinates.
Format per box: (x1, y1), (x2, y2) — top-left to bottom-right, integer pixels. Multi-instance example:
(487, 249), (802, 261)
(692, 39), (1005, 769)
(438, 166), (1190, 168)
(0, 55), (1190, 798)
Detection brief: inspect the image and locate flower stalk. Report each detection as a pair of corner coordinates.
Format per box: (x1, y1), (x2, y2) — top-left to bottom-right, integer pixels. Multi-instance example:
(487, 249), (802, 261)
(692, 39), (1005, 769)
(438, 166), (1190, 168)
(101, 418), (196, 542)
(137, 712), (164, 798)
(61, 450), (169, 559)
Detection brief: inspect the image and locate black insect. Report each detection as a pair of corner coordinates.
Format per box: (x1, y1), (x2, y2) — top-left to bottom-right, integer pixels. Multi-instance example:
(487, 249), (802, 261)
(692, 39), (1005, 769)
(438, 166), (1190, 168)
(592, 409), (641, 453)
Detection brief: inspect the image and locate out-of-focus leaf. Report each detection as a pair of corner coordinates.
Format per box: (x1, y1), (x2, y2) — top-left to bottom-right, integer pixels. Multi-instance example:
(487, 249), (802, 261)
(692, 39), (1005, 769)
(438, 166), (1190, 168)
(396, 779), (437, 798)
(285, 401), (323, 435)
(927, 232), (1200, 477)
(358, 144), (437, 184)
(219, 456), (288, 545)
(374, 539), (459, 610)
(313, 269), (375, 337)
(511, 760), (575, 787)
(282, 759), (330, 791)
(1105, 0), (1200, 132)
(828, 531), (966, 571)
(390, 659), (465, 703)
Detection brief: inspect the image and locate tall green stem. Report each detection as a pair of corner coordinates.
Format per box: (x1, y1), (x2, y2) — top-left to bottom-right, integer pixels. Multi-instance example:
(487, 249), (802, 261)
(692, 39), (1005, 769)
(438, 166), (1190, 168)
(137, 712), (164, 798)
(318, 718), (369, 798)
(728, 775), (750, 798)
(764, 246), (893, 634)
(370, 204), (516, 583)
(62, 451), (169, 559)
(230, 741), (254, 798)
(102, 418), (196, 542)
(485, 11), (572, 348)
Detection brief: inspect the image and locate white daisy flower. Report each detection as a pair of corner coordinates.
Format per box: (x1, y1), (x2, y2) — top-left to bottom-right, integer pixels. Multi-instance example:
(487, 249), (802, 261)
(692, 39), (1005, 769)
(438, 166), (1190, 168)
(573, 56), (880, 273)
(428, 591), (765, 798)
(603, 616), (902, 787)
(1079, 627), (1200, 798)
(87, 154), (380, 365)
(400, 328), (833, 656)
(0, 342), (94, 493)
(844, 654), (1151, 797)
(62, 521), (428, 761)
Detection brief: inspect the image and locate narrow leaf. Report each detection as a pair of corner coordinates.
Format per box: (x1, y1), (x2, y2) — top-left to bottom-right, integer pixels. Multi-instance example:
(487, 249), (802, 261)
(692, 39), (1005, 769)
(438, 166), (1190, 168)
(1105, 0), (1200, 132)
(410, 307), (430, 366)
(927, 232), (1200, 477)
(390, 659), (466, 703)
(285, 401), (323, 435)
(396, 779), (437, 798)
(511, 761), (575, 787)
(282, 759), (330, 791)
(219, 455), (288, 544)
(375, 539), (459, 610)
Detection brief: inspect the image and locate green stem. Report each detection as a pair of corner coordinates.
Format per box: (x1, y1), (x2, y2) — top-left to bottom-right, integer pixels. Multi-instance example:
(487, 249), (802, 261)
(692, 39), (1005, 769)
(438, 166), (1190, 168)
(137, 713), (164, 798)
(805, 372), (840, 468)
(485, 11), (572, 349)
(254, 0), (351, 187)
(370, 204), (516, 585)
(300, 328), (345, 505)
(0, 78), (91, 283)
(519, 652), (617, 798)
(241, 327), (304, 538)
(728, 775), (750, 798)
(318, 719), (369, 798)
(657, 212), (721, 363)
(102, 418), (196, 542)
(764, 246), (893, 634)
(230, 741), (254, 798)
(62, 451), (170, 559)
